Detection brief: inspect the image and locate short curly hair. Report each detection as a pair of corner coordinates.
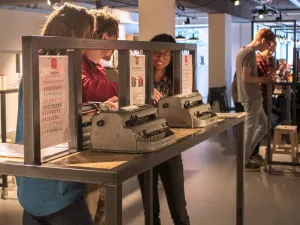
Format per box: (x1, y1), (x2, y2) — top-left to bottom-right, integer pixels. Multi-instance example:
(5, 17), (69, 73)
(255, 28), (276, 43)
(90, 7), (120, 39)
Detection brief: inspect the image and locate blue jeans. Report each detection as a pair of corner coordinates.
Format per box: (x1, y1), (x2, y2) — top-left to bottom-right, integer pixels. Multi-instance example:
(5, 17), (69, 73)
(23, 198), (93, 225)
(242, 100), (268, 164)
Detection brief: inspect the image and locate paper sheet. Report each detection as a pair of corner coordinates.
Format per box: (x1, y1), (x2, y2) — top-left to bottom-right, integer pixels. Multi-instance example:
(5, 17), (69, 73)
(39, 56), (69, 149)
(129, 55), (146, 105)
(182, 54), (193, 94)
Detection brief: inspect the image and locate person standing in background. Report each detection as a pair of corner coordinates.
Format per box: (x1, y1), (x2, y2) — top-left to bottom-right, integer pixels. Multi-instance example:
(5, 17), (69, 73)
(235, 28), (276, 171)
(232, 43), (277, 165)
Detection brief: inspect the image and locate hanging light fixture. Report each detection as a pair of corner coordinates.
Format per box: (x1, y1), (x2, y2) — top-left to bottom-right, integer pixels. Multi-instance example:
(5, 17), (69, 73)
(189, 14), (199, 41)
(176, 31), (186, 40)
(175, 14), (186, 40)
(189, 33), (199, 41)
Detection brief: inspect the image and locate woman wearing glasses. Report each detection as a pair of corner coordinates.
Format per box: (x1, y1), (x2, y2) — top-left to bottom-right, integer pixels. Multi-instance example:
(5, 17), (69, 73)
(138, 34), (190, 225)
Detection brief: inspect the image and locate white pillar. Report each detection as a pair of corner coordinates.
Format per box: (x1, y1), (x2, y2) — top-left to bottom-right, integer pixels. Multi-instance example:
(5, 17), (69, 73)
(138, 0), (176, 41)
(208, 14), (232, 103)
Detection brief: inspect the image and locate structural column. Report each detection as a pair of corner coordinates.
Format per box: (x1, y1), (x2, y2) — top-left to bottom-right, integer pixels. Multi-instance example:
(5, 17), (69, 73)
(138, 0), (176, 41)
(208, 13), (232, 105)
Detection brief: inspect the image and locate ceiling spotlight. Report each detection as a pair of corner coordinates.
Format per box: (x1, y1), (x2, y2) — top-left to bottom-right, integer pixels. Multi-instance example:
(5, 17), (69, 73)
(259, 11), (264, 19)
(183, 17), (190, 25)
(47, 0), (61, 6)
(231, 0), (240, 5)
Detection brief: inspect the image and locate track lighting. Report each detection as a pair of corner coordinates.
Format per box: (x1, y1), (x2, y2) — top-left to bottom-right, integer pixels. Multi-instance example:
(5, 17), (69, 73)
(183, 17), (190, 25)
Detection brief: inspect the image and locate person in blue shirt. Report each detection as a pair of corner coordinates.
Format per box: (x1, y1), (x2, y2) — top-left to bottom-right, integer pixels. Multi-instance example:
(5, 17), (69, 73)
(16, 3), (95, 224)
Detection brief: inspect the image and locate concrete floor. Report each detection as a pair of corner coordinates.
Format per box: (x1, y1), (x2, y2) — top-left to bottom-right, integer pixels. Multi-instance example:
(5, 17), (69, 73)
(1, 131), (300, 225)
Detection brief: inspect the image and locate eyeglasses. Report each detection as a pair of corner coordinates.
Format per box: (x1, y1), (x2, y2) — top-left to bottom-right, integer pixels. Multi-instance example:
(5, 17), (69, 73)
(153, 51), (173, 59)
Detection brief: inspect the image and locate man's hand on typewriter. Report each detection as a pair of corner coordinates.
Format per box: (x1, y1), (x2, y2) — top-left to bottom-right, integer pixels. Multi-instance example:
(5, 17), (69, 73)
(107, 96), (118, 103)
(106, 101), (118, 110)
(153, 88), (163, 103)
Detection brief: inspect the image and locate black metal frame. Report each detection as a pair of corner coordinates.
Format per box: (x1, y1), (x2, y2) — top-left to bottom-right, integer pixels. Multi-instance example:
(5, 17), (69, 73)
(0, 36), (246, 225)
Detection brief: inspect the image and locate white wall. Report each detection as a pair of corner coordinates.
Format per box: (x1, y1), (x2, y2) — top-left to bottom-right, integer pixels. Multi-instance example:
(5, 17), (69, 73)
(0, 8), (46, 136)
(138, 0), (175, 40)
(231, 23), (251, 80)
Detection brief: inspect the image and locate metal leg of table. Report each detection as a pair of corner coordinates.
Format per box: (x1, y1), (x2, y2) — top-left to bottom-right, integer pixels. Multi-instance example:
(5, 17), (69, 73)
(236, 121), (245, 225)
(105, 184), (122, 225)
(287, 86), (291, 125)
(143, 169), (153, 225)
(2, 175), (7, 187)
(1, 93), (6, 143)
(267, 85), (272, 169)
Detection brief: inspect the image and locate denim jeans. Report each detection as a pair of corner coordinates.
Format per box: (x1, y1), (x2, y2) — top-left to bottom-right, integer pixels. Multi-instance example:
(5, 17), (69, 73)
(234, 102), (260, 156)
(242, 100), (268, 164)
(138, 155), (190, 225)
(23, 198), (93, 225)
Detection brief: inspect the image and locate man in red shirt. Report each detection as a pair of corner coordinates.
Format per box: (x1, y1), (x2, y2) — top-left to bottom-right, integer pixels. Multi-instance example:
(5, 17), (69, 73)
(82, 53), (118, 102)
(82, 7), (119, 104)
(83, 7), (120, 225)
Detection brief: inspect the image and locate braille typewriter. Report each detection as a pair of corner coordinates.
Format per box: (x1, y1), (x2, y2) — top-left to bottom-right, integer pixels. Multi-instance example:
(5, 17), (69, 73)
(82, 102), (102, 145)
(90, 105), (176, 153)
(157, 92), (218, 128)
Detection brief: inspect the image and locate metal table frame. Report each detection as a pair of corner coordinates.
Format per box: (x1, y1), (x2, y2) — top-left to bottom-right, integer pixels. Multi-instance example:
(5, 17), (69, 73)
(0, 36), (245, 225)
(0, 116), (245, 225)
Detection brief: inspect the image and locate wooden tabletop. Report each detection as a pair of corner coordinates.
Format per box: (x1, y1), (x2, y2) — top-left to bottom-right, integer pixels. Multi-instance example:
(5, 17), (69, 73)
(0, 113), (244, 170)
(0, 128), (205, 170)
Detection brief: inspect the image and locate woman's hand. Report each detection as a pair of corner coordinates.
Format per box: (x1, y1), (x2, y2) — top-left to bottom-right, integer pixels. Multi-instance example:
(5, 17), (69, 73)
(153, 88), (163, 103)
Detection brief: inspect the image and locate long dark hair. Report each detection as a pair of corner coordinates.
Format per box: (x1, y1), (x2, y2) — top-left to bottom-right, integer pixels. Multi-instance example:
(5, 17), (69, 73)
(150, 34), (176, 81)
